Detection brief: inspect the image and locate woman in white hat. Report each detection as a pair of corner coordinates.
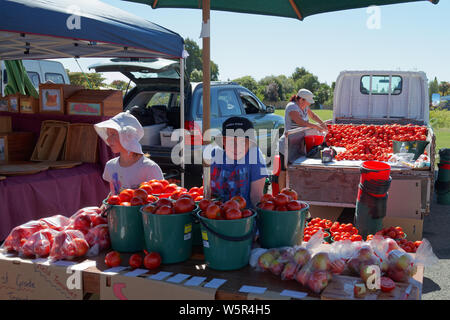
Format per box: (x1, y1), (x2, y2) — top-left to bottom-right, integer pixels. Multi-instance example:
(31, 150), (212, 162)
(94, 111), (164, 195)
(278, 89), (328, 190)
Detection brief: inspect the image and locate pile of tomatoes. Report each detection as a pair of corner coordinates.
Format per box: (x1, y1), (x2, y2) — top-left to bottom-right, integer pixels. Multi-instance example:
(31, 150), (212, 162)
(373, 226), (406, 240)
(106, 179), (205, 207)
(198, 196), (254, 220)
(142, 194), (196, 215)
(303, 219), (362, 242)
(257, 189), (307, 212)
(326, 124), (428, 161)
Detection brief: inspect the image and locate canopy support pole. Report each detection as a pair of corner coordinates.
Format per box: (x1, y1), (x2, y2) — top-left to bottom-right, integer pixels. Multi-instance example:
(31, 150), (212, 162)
(202, 0), (212, 199)
(180, 56), (185, 187)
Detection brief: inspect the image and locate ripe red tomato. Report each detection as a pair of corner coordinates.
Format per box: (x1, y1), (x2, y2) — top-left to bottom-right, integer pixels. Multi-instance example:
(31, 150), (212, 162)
(174, 197), (195, 213)
(260, 194), (274, 203)
(259, 201), (276, 211)
(159, 180), (169, 188)
(156, 198), (173, 208)
(164, 183), (178, 194)
(275, 205), (288, 212)
(155, 205), (173, 215)
(205, 204), (221, 220)
(241, 209), (253, 218)
(189, 187), (201, 194)
(286, 200), (302, 211)
(225, 208), (243, 220)
(273, 193), (290, 206)
(222, 200), (240, 213)
(150, 182), (164, 194)
(129, 253), (143, 269)
(130, 196), (145, 206)
(133, 189), (148, 201)
(142, 204), (157, 214)
(107, 195), (121, 205)
(105, 251), (121, 267)
(280, 188), (298, 200)
(146, 195), (158, 203)
(380, 277), (396, 293)
(231, 195), (247, 210)
(139, 184), (153, 195)
(144, 252), (162, 270)
(119, 189), (134, 203)
(199, 199), (212, 212)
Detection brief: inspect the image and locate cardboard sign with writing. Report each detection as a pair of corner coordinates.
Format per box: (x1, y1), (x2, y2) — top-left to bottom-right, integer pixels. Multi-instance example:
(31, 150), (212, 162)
(0, 255), (83, 300)
(99, 271), (217, 300)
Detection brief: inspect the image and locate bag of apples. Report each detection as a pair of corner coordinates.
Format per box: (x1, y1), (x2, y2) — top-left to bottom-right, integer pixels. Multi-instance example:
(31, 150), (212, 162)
(370, 235), (438, 283)
(250, 230), (323, 279)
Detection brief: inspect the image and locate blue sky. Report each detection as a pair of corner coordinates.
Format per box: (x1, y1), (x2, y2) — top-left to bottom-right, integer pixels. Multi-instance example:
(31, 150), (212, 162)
(58, 0), (450, 86)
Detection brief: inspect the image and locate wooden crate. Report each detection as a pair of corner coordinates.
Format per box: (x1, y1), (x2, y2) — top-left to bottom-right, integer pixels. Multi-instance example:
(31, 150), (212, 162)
(31, 120), (69, 161)
(7, 94), (20, 113)
(39, 83), (83, 114)
(19, 95), (40, 114)
(0, 116), (12, 133)
(66, 89), (123, 116)
(0, 96), (9, 112)
(64, 123), (98, 163)
(0, 132), (36, 162)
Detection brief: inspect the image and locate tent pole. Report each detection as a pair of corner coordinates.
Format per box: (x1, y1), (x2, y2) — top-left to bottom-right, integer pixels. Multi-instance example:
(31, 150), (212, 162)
(202, 0), (211, 199)
(180, 57), (185, 187)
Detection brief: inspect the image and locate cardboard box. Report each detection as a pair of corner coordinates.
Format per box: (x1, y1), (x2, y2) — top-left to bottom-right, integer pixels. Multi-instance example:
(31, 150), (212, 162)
(99, 270), (217, 300)
(39, 83), (83, 114)
(140, 123), (166, 146)
(386, 179), (423, 219)
(19, 95), (39, 114)
(382, 216), (424, 241)
(160, 127), (179, 147)
(0, 253), (84, 300)
(66, 89), (122, 116)
(0, 116), (12, 133)
(0, 97), (9, 112)
(7, 94), (19, 113)
(0, 132), (35, 162)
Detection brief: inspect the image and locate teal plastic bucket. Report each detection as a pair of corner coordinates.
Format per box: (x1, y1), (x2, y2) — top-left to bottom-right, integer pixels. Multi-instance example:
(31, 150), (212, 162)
(196, 211), (256, 271)
(256, 202), (309, 249)
(437, 191), (450, 205)
(141, 207), (196, 264)
(103, 200), (145, 253)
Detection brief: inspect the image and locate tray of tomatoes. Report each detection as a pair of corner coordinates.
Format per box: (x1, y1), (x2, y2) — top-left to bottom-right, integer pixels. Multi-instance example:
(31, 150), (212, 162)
(325, 123), (428, 161)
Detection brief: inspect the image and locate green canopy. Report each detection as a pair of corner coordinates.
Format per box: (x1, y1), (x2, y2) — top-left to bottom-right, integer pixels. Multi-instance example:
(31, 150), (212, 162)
(127, 0), (439, 20)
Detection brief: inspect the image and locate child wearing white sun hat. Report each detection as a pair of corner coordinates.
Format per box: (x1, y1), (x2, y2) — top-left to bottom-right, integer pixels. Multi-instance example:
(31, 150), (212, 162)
(94, 111), (164, 195)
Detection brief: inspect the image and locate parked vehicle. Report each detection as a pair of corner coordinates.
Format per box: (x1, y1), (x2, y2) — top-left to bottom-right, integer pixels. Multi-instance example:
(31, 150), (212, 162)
(286, 71), (436, 241)
(90, 58), (284, 187)
(1, 60), (70, 96)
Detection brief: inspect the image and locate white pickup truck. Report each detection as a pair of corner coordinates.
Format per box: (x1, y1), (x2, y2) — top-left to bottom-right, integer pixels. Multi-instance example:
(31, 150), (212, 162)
(286, 71), (436, 241)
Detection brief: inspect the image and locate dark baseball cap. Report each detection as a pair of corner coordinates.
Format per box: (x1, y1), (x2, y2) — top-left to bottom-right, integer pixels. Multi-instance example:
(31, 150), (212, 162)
(217, 116), (257, 148)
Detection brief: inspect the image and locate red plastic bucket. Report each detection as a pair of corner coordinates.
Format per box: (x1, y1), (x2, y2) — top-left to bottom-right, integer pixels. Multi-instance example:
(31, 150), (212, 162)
(305, 135), (324, 153)
(360, 161), (391, 184)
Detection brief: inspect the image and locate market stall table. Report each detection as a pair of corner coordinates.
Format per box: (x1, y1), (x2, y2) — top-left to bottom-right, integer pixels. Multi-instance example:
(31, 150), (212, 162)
(80, 247), (424, 300)
(0, 112), (114, 240)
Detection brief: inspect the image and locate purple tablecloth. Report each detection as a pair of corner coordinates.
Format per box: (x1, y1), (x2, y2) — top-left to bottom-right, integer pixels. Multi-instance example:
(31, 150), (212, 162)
(0, 112), (116, 241)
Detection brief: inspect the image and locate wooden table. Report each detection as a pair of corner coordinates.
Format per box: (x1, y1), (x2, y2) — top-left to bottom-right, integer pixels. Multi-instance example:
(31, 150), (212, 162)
(82, 246), (424, 300)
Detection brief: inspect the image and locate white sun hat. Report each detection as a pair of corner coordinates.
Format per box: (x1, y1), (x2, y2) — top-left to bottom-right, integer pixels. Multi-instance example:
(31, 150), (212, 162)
(94, 110), (144, 154)
(297, 88), (315, 104)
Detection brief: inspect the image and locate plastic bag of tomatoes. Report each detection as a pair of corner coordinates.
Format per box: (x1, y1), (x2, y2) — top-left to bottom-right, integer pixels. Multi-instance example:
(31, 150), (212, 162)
(1, 219), (49, 253)
(18, 229), (59, 258)
(85, 224), (111, 257)
(49, 229), (90, 261)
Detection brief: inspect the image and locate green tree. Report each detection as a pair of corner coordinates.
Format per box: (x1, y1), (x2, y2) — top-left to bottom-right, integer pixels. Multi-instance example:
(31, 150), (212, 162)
(184, 38), (219, 81)
(109, 80), (129, 91)
(68, 71), (106, 89)
(264, 82), (280, 101)
(291, 67), (309, 81)
(429, 77), (439, 102)
(232, 75), (258, 92)
(190, 69), (203, 82)
(438, 81), (449, 96)
(294, 73), (320, 93)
